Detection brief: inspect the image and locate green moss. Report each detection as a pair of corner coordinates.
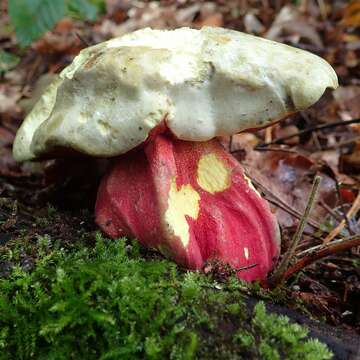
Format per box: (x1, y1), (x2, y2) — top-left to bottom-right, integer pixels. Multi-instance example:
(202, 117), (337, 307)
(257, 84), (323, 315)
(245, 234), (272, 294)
(0, 234), (332, 359)
(248, 302), (332, 359)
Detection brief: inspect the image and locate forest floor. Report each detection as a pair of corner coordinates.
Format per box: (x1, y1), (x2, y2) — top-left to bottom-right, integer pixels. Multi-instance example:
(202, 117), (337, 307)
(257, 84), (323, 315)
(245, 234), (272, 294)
(1, 1), (360, 359)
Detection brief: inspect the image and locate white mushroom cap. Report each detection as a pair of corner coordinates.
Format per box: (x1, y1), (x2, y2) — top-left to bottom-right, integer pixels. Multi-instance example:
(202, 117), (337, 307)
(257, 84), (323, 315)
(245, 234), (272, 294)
(13, 26), (338, 161)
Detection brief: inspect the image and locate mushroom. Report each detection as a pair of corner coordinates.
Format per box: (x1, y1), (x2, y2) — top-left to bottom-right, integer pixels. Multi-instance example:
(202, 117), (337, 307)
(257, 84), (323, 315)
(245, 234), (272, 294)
(13, 27), (338, 281)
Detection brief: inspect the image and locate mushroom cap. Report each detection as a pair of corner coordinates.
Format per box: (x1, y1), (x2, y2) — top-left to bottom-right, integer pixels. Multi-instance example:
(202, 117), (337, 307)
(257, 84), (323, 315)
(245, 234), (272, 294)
(13, 26), (338, 161)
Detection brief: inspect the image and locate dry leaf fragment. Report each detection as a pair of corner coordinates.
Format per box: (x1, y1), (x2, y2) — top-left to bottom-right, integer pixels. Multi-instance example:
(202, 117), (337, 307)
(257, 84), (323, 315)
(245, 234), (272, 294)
(244, 12), (265, 34)
(266, 5), (323, 49)
(333, 86), (360, 120)
(343, 0), (360, 28)
(0, 84), (22, 113)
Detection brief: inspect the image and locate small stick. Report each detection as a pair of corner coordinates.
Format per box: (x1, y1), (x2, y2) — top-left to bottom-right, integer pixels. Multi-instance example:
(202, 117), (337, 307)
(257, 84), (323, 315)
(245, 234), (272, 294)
(75, 32), (90, 47)
(318, 200), (343, 222)
(335, 177), (354, 235)
(256, 118), (360, 148)
(311, 131), (322, 151)
(254, 146), (299, 154)
(317, 0), (327, 19)
(236, 263), (258, 272)
(265, 127), (272, 143)
(282, 234), (360, 282)
(270, 176), (322, 284)
(229, 135), (233, 153)
(297, 235), (360, 258)
(323, 192), (360, 243)
(322, 135), (360, 151)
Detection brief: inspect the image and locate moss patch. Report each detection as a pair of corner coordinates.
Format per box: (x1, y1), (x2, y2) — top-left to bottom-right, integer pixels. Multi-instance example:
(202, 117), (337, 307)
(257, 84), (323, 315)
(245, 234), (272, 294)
(0, 233), (332, 360)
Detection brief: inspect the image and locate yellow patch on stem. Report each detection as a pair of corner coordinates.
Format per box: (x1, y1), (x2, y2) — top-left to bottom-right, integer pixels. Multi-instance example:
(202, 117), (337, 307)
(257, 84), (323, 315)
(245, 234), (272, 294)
(164, 178), (200, 247)
(197, 153), (231, 194)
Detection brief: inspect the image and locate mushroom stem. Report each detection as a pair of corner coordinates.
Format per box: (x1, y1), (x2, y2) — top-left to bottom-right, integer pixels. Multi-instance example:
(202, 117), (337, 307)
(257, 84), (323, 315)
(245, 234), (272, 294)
(95, 133), (280, 282)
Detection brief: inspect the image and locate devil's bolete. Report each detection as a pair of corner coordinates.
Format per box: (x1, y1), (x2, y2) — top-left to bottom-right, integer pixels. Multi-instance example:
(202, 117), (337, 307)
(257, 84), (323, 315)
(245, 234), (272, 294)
(13, 27), (338, 281)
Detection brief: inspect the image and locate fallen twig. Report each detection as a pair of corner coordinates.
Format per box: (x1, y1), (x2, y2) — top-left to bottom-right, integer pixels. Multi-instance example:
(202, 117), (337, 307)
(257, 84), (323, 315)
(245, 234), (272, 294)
(256, 118), (360, 148)
(75, 32), (90, 46)
(270, 176), (322, 285)
(253, 146), (299, 154)
(322, 135), (360, 151)
(335, 177), (354, 235)
(318, 200), (343, 223)
(323, 192), (360, 243)
(281, 234), (360, 282)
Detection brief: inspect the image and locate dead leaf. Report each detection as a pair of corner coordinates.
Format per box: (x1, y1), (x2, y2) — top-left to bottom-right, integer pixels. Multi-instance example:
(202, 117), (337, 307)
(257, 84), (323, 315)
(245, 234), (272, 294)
(0, 148), (26, 177)
(333, 86), (360, 120)
(105, 0), (132, 16)
(0, 83), (22, 113)
(19, 73), (57, 115)
(193, 2), (223, 28)
(265, 5), (324, 49)
(342, 0), (360, 28)
(275, 125), (300, 146)
(195, 13), (224, 28)
(223, 133), (337, 229)
(340, 125), (360, 174)
(35, 31), (83, 56)
(0, 127), (14, 147)
(244, 11), (265, 34)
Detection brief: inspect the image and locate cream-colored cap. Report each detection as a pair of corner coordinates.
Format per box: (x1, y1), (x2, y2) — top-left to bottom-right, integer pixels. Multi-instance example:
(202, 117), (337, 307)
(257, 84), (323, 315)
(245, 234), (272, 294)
(13, 26), (338, 161)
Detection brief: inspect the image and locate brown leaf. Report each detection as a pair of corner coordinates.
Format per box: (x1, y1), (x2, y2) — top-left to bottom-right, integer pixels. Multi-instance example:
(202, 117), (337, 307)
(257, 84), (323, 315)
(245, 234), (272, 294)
(342, 0), (360, 28)
(224, 133), (337, 229)
(19, 73), (57, 115)
(244, 12), (265, 34)
(265, 5), (323, 49)
(105, 0), (132, 16)
(0, 84), (22, 113)
(274, 125), (300, 146)
(0, 148), (26, 177)
(195, 13), (224, 28)
(340, 140), (360, 174)
(333, 86), (360, 120)
(0, 127), (14, 147)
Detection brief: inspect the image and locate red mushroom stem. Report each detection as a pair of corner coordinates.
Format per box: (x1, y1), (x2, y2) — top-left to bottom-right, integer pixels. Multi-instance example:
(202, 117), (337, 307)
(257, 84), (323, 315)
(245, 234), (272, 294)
(95, 130), (280, 282)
